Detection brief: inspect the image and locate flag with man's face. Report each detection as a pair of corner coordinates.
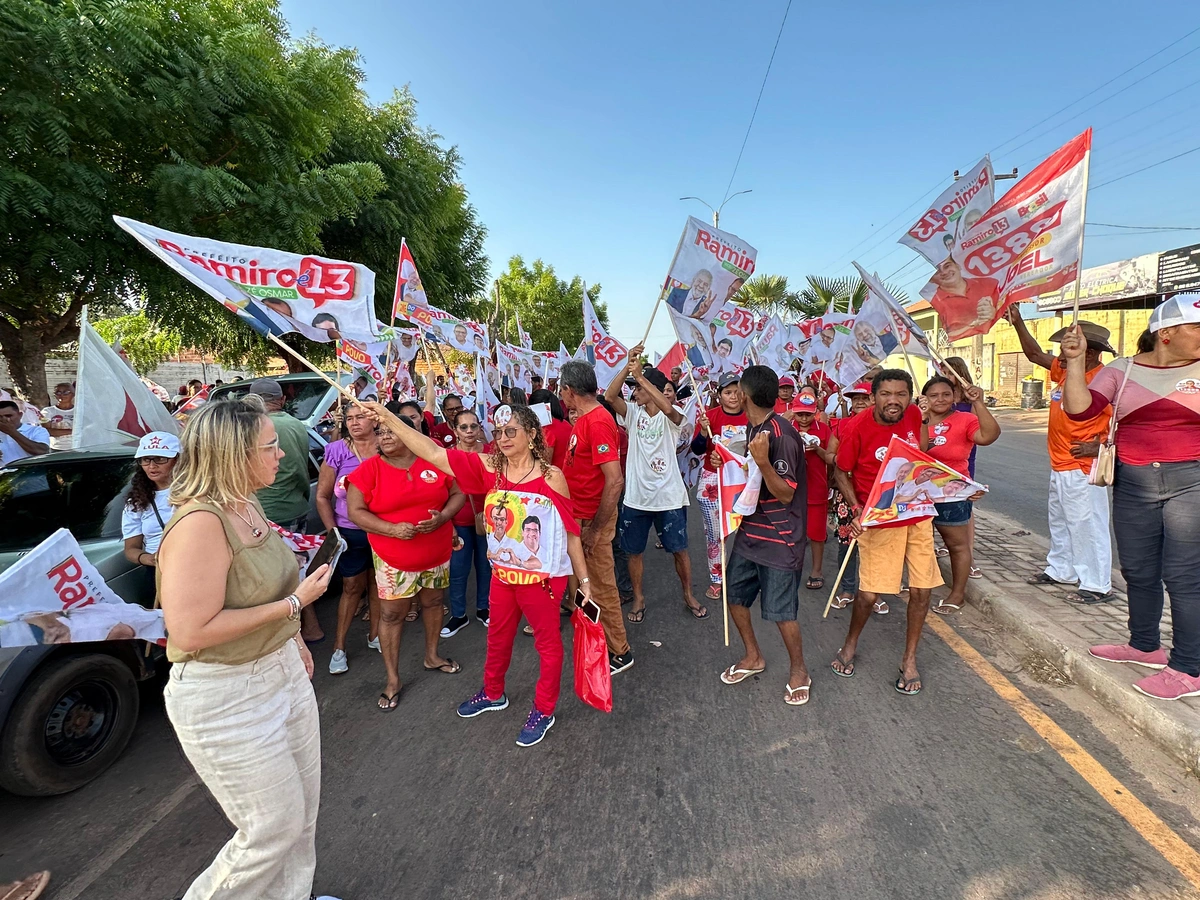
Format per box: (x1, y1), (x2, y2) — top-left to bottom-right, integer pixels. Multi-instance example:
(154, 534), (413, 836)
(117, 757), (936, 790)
(861, 436), (987, 528)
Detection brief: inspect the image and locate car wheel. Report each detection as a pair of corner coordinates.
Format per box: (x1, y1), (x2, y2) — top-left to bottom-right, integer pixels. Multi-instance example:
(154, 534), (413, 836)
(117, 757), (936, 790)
(0, 654), (140, 796)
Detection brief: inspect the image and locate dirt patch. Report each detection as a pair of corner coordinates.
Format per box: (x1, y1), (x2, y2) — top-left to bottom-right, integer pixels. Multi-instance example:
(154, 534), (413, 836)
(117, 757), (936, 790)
(1022, 653), (1073, 687)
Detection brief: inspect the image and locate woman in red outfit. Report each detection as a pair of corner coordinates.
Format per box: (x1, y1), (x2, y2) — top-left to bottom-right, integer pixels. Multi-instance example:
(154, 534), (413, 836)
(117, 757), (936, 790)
(362, 401), (592, 748)
(347, 404), (465, 711)
(690, 374), (747, 600)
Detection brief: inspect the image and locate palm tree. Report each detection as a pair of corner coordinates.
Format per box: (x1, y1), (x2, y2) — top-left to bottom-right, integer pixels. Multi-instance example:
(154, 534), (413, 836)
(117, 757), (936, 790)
(795, 275), (910, 318)
(730, 274), (805, 319)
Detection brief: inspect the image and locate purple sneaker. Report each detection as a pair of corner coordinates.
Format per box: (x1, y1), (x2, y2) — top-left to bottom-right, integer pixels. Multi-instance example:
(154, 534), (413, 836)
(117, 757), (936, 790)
(1088, 644), (1168, 670)
(515, 706), (555, 747)
(1133, 668), (1200, 701)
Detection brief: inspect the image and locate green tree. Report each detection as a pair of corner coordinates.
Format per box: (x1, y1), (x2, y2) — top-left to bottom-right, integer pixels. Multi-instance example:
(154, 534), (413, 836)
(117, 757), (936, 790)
(479, 256), (606, 351)
(731, 274), (804, 319)
(91, 312), (182, 375)
(794, 275), (909, 319)
(0, 0), (487, 401)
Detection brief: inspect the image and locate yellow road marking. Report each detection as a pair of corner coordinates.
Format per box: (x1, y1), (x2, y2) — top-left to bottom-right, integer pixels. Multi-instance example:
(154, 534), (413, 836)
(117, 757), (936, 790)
(925, 612), (1200, 891)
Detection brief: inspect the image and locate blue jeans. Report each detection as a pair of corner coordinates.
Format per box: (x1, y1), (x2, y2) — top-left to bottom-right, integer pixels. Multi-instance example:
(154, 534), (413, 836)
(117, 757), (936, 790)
(1113, 460), (1200, 676)
(838, 540), (859, 597)
(449, 525), (491, 617)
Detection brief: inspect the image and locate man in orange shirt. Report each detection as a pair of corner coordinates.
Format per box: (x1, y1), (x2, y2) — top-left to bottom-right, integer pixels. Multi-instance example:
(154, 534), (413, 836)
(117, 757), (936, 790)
(1008, 307), (1114, 603)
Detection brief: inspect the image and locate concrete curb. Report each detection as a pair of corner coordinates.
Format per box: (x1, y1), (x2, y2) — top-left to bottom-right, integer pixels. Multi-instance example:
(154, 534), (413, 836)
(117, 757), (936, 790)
(938, 557), (1200, 772)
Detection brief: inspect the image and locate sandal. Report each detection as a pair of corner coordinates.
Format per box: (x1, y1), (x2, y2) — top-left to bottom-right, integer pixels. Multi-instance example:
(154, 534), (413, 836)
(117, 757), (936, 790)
(968, 566), (982, 579)
(784, 681), (812, 706)
(873, 599), (890, 615)
(720, 663), (765, 685)
(829, 594), (853, 610)
(424, 658), (462, 674)
(626, 607), (646, 623)
(377, 689), (401, 711)
(1, 871), (50, 900)
(404, 607), (419, 622)
(1028, 572), (1074, 586)
(685, 602), (709, 619)
(830, 652), (855, 678)
(936, 547), (949, 557)
(523, 624), (534, 636)
(933, 602), (962, 615)
(1066, 590), (1115, 605)
(895, 669), (922, 696)
(705, 583), (722, 601)
(805, 575), (825, 590)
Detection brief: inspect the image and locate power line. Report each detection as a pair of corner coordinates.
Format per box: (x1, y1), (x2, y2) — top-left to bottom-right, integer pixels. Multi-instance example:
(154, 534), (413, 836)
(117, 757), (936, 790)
(1092, 143), (1200, 189)
(816, 175), (947, 272)
(1088, 222), (1200, 230)
(720, 0), (793, 206)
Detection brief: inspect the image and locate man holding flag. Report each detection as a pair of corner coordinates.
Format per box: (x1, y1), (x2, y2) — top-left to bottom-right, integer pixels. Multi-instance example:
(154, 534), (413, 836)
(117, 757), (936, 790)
(830, 369), (943, 695)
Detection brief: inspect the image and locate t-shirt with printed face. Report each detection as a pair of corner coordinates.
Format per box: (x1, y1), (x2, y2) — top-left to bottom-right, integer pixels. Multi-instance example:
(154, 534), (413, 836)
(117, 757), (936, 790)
(347, 455), (455, 571)
(563, 405), (621, 520)
(794, 417), (833, 505)
(621, 403), (688, 512)
(835, 404), (926, 528)
(41, 405), (75, 450)
(925, 410), (980, 478)
(693, 407), (748, 473)
(732, 413), (807, 570)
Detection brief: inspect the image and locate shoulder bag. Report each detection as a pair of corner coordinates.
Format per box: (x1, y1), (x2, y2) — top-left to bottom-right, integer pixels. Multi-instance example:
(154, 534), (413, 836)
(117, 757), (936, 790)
(1089, 360), (1133, 488)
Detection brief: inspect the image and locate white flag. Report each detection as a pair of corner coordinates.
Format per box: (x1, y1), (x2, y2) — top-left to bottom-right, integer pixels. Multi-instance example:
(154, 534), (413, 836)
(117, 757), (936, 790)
(72, 316), (179, 449)
(900, 156), (995, 266)
(582, 287), (628, 390)
(0, 529), (165, 648)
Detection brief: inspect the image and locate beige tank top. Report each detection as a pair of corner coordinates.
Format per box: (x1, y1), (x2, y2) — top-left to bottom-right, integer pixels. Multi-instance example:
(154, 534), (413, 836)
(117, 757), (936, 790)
(158, 500), (301, 665)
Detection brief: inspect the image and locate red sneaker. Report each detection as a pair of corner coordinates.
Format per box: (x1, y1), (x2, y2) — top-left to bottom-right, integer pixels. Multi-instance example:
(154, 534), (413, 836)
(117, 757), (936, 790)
(1133, 667), (1200, 701)
(1087, 643), (1169, 669)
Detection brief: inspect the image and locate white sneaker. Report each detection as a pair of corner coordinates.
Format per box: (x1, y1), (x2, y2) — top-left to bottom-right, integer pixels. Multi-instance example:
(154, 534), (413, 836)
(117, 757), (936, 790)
(314, 896), (343, 899)
(367, 636), (380, 652)
(329, 649), (348, 675)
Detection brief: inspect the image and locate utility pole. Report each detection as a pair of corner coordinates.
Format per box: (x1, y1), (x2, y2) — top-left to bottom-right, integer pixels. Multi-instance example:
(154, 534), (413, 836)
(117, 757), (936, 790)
(954, 167), (1020, 182)
(680, 189), (753, 228)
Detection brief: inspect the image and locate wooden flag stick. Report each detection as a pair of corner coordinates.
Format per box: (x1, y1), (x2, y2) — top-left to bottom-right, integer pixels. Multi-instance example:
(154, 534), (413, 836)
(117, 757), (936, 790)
(823, 537), (858, 619)
(266, 334), (361, 407)
(720, 536), (730, 647)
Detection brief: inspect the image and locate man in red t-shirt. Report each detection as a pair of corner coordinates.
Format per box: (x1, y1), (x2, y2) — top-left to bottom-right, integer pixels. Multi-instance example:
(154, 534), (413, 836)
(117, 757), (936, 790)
(774, 375), (801, 421)
(830, 369), (943, 695)
(559, 360), (632, 672)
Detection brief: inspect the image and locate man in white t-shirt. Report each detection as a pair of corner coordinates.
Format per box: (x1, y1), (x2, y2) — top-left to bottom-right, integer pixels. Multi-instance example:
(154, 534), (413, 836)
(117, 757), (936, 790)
(604, 345), (706, 622)
(41, 382), (76, 450)
(0, 399), (50, 464)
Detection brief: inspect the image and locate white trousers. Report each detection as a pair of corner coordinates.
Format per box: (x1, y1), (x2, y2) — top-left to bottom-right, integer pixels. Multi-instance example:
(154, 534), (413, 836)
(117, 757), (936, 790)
(1045, 468), (1113, 593)
(165, 640), (321, 900)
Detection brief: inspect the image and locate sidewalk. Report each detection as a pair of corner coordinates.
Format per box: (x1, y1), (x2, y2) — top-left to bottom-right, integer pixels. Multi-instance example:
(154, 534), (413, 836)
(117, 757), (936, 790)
(943, 508), (1200, 770)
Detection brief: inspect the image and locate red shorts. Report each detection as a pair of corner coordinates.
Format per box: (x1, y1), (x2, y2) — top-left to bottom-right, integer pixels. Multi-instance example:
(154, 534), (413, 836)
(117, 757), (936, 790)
(806, 502), (828, 543)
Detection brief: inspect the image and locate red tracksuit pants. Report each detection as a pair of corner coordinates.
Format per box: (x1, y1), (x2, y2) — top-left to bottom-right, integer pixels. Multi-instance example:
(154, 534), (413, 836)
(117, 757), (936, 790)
(483, 576), (567, 716)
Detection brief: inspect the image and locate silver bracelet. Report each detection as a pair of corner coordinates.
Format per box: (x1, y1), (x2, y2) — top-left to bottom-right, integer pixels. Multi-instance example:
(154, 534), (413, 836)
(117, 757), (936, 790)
(284, 594), (301, 621)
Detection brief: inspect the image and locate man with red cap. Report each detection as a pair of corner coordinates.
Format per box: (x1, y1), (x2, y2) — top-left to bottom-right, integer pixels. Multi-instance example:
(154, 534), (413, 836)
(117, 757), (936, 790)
(775, 375), (801, 421)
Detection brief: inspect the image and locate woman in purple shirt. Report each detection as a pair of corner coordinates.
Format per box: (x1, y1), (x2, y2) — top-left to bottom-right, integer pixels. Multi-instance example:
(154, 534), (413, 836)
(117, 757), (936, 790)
(317, 403), (380, 675)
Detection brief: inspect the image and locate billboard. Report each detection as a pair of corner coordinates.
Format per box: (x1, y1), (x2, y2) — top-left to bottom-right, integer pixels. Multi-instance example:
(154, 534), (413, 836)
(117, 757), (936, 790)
(1157, 242), (1200, 294)
(1036, 251), (1160, 310)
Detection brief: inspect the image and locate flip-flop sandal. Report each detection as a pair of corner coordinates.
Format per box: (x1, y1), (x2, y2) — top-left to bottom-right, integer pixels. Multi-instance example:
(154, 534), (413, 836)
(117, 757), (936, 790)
(706, 584), (722, 601)
(968, 567), (983, 579)
(685, 603), (709, 619)
(1027, 572), (1076, 586)
(873, 600), (890, 615)
(523, 624), (535, 636)
(784, 682), (811, 706)
(424, 658), (462, 674)
(404, 609), (419, 622)
(377, 689), (401, 711)
(895, 670), (922, 695)
(1, 871), (50, 900)
(1066, 590), (1115, 605)
(805, 576), (825, 590)
(626, 607), (646, 623)
(933, 602), (963, 615)
(830, 652), (855, 678)
(720, 664), (765, 685)
(936, 547), (949, 557)
(829, 594), (853, 610)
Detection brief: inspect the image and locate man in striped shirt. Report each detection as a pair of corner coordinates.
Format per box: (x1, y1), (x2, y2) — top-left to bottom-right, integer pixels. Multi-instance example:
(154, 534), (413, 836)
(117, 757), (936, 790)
(719, 366), (812, 706)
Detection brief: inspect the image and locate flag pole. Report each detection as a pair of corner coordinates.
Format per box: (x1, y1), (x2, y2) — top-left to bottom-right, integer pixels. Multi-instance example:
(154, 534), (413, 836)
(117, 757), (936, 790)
(823, 537), (858, 619)
(1070, 148), (1091, 325)
(720, 537), (729, 647)
(71, 305), (89, 450)
(384, 238), (408, 388)
(889, 308), (921, 386)
(266, 334), (362, 407)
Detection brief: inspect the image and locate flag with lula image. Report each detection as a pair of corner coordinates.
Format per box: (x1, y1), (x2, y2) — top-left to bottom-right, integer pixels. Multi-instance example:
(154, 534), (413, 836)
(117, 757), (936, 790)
(72, 311), (180, 448)
(391, 239), (428, 320)
(660, 217), (757, 324)
(712, 441), (757, 540)
(861, 436), (987, 528)
(114, 216), (379, 343)
(852, 263), (932, 360)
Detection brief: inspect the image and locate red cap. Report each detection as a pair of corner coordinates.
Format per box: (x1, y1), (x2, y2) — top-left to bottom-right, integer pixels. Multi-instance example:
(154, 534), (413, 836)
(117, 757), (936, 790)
(846, 381), (872, 396)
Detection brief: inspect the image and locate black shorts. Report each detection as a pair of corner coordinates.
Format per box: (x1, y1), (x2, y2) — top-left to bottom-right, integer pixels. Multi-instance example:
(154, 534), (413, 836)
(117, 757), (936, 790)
(726, 550), (801, 622)
(337, 527), (372, 578)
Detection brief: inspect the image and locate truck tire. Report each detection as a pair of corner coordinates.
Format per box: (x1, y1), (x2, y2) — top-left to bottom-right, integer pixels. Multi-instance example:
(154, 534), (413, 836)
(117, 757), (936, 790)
(0, 654), (140, 796)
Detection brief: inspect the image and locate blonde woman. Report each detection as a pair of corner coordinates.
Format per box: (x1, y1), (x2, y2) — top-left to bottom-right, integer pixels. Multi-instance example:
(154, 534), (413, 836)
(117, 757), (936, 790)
(157, 395), (338, 900)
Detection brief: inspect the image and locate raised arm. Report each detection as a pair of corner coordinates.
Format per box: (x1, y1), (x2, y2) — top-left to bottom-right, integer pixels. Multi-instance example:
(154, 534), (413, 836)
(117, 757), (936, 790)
(629, 344), (683, 425)
(1059, 325), (1095, 415)
(604, 355), (632, 418)
(1006, 306), (1055, 370)
(361, 400), (452, 476)
(964, 385), (1001, 446)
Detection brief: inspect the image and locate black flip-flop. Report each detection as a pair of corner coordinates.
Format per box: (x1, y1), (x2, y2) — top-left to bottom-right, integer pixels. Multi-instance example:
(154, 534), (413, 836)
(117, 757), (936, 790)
(831, 652), (855, 678)
(895, 670), (922, 696)
(1065, 590), (1115, 605)
(685, 603), (709, 620)
(424, 658), (462, 674)
(626, 607), (646, 623)
(1027, 573), (1075, 587)
(806, 576), (825, 591)
(377, 689), (401, 711)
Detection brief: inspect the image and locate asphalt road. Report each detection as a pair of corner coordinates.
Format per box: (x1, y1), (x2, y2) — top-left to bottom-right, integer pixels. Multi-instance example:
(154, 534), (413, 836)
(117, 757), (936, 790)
(2, 505), (1196, 899)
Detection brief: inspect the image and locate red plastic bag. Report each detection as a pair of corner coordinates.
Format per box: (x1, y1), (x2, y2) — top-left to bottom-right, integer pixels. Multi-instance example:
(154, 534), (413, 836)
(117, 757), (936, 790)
(572, 608), (613, 713)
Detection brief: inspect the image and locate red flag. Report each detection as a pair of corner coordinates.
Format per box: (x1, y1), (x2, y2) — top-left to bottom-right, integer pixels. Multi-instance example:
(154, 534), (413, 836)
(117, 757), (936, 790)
(860, 436), (987, 528)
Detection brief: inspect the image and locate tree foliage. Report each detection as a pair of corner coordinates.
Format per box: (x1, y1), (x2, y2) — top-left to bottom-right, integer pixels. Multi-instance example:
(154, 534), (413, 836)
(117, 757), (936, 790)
(91, 312), (182, 375)
(0, 0), (488, 402)
(478, 255), (606, 351)
(731, 274), (805, 319)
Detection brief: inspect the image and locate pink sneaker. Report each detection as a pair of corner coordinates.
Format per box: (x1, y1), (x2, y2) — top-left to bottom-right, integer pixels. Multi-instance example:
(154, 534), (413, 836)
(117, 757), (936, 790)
(1133, 667), (1200, 701)
(1088, 643), (1169, 669)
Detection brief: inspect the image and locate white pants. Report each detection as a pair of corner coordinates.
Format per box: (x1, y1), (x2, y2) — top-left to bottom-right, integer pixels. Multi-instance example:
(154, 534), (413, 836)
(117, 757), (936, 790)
(1045, 468), (1113, 594)
(165, 640), (321, 900)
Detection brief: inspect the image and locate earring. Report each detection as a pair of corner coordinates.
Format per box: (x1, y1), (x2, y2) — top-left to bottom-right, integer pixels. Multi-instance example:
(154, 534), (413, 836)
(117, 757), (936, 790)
(1163, 337), (1171, 344)
(529, 441), (535, 449)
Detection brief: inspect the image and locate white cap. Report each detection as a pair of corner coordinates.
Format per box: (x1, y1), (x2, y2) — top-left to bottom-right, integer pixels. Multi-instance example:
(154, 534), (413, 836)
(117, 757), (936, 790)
(135, 431), (181, 458)
(1149, 293), (1200, 333)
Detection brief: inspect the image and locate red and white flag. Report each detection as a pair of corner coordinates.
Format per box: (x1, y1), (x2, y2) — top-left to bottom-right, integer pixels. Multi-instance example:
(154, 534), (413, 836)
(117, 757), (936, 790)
(923, 130), (1091, 341)
(391, 239), (428, 321)
(860, 436), (987, 528)
(712, 442), (757, 539)
(582, 287), (628, 390)
(72, 317), (180, 448)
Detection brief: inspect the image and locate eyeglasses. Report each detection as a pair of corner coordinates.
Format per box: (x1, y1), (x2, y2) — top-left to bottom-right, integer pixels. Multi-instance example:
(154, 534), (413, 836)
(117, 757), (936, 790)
(259, 436), (280, 451)
(457, 423), (480, 430)
(497, 427), (524, 439)
(138, 456), (171, 467)
(54, 388), (74, 396)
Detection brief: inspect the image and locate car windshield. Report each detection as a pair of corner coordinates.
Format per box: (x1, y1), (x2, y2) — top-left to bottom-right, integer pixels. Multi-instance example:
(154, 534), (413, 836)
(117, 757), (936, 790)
(214, 379), (332, 421)
(0, 457), (134, 553)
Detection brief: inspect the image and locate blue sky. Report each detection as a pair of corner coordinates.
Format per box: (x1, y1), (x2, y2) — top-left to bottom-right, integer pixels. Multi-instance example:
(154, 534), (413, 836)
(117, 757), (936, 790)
(281, 0), (1200, 351)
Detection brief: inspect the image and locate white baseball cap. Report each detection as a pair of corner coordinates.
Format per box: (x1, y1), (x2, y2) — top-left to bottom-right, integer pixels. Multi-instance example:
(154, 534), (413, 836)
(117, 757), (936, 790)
(1148, 293), (1200, 333)
(135, 431), (181, 458)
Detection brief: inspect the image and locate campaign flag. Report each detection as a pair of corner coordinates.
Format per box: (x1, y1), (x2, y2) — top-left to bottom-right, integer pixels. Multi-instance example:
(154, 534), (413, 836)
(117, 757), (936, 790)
(475, 356), (502, 440)
(582, 288), (628, 390)
(114, 216), (379, 343)
(660, 217), (758, 324)
(708, 301), (758, 376)
(174, 385), (210, 417)
(515, 309), (533, 351)
(712, 442), (753, 539)
(861, 436), (987, 528)
(667, 305), (716, 378)
(0, 529), (165, 648)
(268, 523), (324, 578)
(496, 342), (532, 392)
(799, 312), (853, 376)
(72, 318), (180, 448)
(415, 305), (490, 356)
(900, 156), (995, 266)
(755, 314), (794, 374)
(391, 239), (428, 320)
(336, 338), (387, 391)
(853, 264), (932, 360)
(922, 130), (1092, 341)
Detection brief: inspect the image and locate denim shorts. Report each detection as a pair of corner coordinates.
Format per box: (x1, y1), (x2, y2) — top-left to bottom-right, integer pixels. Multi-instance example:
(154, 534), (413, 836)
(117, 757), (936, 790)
(933, 500), (973, 527)
(337, 527), (372, 577)
(620, 505), (688, 554)
(726, 551), (801, 622)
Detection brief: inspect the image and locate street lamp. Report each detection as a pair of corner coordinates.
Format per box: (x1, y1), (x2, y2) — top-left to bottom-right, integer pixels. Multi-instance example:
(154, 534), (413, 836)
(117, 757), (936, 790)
(680, 189), (752, 228)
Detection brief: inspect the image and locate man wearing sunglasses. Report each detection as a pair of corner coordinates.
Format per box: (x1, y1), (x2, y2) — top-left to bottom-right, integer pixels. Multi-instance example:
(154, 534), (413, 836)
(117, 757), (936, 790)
(41, 382), (76, 450)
